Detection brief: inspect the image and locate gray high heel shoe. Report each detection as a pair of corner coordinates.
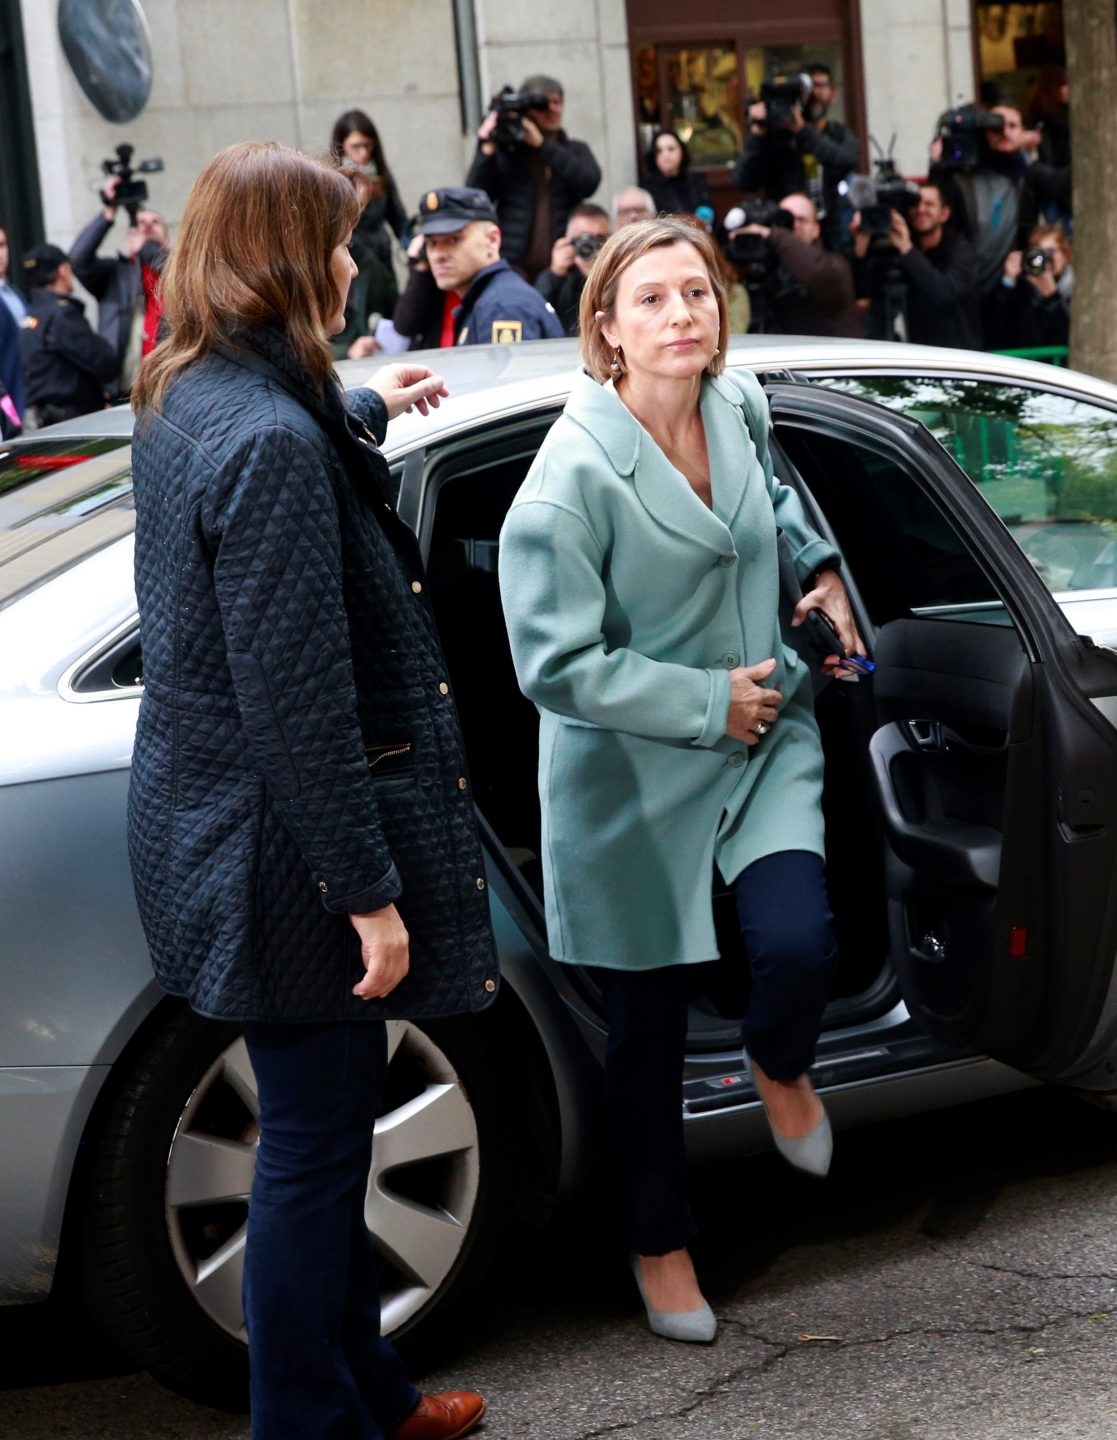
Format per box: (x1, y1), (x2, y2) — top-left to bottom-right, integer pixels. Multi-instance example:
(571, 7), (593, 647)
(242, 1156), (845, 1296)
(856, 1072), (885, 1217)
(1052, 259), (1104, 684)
(746, 1055), (833, 1178)
(630, 1253), (717, 1344)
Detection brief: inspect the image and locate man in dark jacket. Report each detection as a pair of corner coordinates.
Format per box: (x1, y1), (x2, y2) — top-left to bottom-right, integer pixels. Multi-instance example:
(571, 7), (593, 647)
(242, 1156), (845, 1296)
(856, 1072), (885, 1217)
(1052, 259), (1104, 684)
(465, 74), (601, 282)
(735, 62), (860, 254)
(854, 182), (982, 348)
(734, 193), (861, 337)
(418, 187), (563, 345)
(69, 174), (169, 397)
(533, 203), (611, 336)
(19, 243), (118, 427)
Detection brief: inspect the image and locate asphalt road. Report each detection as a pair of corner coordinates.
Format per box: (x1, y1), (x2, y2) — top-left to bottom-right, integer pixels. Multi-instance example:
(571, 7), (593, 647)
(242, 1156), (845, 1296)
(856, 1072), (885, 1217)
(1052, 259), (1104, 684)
(3, 1084), (1117, 1440)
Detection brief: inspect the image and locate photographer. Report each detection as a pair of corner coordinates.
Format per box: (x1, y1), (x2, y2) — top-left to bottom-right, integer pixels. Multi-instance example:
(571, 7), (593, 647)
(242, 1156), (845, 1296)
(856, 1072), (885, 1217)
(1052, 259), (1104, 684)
(70, 161), (170, 398)
(985, 222), (1071, 353)
(18, 244), (117, 428)
(465, 75), (601, 283)
(533, 203), (611, 335)
(853, 182), (982, 349)
(930, 103), (1029, 316)
(734, 63), (860, 254)
(732, 193), (859, 337)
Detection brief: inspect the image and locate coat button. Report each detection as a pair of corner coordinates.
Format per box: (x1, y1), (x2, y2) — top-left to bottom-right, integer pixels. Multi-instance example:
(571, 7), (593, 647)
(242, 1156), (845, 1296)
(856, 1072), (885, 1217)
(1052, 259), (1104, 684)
(484, 978), (496, 993)
(717, 554), (736, 568)
(728, 752), (746, 768)
(411, 580), (423, 594)
(724, 652), (740, 667)
(457, 777), (468, 791)
(318, 880), (328, 892)
(438, 682), (449, 695)
(475, 876), (486, 891)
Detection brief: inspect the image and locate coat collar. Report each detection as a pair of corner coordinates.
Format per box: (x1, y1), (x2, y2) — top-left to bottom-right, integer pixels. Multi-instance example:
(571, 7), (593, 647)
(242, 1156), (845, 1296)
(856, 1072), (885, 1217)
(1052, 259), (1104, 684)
(563, 370), (757, 554)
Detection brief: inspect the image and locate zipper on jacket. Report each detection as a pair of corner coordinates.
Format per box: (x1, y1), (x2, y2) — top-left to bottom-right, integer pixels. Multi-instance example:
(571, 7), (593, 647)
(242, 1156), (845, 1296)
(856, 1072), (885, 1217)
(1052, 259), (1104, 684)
(365, 742), (413, 770)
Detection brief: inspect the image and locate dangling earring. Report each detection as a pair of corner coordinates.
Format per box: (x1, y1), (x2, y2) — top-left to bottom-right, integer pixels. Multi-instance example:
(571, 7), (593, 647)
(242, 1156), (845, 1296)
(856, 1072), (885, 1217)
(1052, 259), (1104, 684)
(610, 347), (623, 375)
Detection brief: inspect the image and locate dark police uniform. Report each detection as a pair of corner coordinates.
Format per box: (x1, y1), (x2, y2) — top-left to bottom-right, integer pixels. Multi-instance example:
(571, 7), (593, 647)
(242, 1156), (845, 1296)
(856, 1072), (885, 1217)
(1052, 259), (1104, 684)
(20, 288), (118, 426)
(414, 185), (564, 347)
(455, 260), (563, 345)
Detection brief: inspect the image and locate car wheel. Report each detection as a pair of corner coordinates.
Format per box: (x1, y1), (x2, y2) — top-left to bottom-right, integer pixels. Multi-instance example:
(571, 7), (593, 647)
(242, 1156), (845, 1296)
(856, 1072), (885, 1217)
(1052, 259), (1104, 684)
(82, 1007), (511, 1408)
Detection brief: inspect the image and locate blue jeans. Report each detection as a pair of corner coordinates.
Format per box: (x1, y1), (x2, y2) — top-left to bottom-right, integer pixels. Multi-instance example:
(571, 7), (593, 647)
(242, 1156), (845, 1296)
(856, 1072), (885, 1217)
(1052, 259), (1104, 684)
(243, 1020), (420, 1440)
(596, 850), (838, 1255)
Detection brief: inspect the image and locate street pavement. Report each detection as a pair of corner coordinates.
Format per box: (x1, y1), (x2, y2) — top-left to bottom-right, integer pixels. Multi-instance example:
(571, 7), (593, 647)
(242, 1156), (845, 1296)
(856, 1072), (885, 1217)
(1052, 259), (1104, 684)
(3, 1084), (1117, 1439)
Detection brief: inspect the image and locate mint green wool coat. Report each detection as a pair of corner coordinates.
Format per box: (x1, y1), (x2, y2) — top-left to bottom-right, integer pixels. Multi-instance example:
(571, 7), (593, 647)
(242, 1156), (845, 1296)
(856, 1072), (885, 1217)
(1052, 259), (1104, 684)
(498, 368), (839, 969)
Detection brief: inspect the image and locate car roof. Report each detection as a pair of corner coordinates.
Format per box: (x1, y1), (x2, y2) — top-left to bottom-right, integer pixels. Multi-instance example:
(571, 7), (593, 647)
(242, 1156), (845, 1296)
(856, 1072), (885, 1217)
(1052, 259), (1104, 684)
(4, 336), (1117, 611)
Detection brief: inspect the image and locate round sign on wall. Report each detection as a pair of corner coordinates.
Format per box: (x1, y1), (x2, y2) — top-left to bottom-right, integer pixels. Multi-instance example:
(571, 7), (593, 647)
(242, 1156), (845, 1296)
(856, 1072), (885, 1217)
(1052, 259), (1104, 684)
(58, 0), (154, 123)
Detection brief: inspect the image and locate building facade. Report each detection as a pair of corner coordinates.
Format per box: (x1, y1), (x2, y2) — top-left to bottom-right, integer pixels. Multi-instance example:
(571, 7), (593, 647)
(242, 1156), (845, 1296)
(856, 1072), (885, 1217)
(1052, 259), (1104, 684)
(12, 1), (1063, 261)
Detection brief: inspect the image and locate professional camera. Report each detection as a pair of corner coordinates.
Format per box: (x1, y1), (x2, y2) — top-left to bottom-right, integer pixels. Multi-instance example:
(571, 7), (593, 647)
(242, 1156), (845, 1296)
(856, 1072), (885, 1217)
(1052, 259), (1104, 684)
(1022, 245), (1052, 275)
(100, 143), (164, 222)
(848, 160), (921, 240)
(759, 72), (812, 129)
(571, 232), (606, 262)
(724, 201), (792, 280)
(489, 86), (552, 150)
(935, 105), (1005, 171)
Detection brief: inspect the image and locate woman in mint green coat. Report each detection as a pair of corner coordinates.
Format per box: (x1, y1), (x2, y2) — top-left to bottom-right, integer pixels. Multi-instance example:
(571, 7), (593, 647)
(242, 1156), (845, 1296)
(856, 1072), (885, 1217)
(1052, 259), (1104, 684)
(499, 218), (864, 1345)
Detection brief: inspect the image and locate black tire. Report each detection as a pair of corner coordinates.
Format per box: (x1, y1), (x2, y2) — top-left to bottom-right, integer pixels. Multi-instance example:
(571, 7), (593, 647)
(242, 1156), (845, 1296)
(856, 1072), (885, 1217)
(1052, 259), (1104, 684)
(81, 1007), (514, 1408)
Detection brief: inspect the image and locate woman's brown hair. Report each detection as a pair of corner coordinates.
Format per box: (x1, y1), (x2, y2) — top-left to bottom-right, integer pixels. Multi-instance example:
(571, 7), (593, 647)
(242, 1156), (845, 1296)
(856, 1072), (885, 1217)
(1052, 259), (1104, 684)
(577, 216), (730, 383)
(132, 141), (362, 414)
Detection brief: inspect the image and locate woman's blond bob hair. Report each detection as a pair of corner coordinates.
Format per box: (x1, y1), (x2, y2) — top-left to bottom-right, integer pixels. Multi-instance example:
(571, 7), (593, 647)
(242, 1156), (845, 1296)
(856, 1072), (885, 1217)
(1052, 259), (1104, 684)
(132, 141), (362, 414)
(578, 216), (730, 383)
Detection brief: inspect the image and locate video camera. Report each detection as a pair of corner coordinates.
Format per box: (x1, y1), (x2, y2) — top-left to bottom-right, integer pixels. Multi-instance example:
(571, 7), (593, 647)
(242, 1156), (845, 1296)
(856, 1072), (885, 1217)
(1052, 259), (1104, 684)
(935, 105), (1005, 171)
(724, 200), (793, 272)
(848, 160), (921, 240)
(759, 72), (813, 129)
(101, 143), (164, 223)
(490, 86), (552, 150)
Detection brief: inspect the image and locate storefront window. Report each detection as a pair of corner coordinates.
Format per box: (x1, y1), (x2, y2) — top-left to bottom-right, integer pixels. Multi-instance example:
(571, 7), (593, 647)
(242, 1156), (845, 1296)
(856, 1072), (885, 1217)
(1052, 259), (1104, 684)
(634, 40), (847, 170)
(975, 2), (1065, 118)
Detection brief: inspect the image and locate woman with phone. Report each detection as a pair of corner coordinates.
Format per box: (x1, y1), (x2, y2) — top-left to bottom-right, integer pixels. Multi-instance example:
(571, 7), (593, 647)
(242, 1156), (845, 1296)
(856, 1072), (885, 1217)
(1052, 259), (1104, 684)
(499, 215), (862, 1346)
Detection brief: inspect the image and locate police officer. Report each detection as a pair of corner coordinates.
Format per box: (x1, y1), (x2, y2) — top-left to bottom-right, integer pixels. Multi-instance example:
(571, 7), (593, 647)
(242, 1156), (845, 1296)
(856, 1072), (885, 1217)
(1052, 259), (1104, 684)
(416, 187), (563, 345)
(20, 244), (118, 428)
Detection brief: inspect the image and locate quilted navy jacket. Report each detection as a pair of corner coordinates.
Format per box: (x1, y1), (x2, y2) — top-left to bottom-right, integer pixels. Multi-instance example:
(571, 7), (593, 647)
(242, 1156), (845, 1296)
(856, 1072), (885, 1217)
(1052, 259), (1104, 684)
(128, 327), (498, 1022)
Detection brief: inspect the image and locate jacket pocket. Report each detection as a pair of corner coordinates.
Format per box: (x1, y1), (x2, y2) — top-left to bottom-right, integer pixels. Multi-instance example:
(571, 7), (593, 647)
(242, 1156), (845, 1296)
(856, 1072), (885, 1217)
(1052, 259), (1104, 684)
(365, 740), (416, 787)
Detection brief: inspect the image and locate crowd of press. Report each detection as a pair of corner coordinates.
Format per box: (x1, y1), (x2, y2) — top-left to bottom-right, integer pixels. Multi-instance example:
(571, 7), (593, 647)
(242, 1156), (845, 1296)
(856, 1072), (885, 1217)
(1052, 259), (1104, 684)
(0, 62), (1073, 440)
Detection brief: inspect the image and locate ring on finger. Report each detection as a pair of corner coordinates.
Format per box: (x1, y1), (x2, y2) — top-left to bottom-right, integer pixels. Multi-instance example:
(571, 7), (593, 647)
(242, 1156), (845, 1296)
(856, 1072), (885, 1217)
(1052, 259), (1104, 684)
(754, 720), (770, 736)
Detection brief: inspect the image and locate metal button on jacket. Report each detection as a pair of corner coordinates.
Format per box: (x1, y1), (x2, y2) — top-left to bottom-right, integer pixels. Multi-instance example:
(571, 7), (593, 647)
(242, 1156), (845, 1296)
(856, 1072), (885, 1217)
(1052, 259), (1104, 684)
(484, 978), (496, 993)
(438, 682), (449, 695)
(318, 880), (328, 892)
(411, 580), (423, 594)
(457, 777), (468, 791)
(475, 876), (486, 891)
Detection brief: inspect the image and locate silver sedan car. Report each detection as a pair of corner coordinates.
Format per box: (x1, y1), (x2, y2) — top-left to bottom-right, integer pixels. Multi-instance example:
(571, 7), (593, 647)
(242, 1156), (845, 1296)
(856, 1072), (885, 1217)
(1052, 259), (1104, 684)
(4, 336), (1117, 1406)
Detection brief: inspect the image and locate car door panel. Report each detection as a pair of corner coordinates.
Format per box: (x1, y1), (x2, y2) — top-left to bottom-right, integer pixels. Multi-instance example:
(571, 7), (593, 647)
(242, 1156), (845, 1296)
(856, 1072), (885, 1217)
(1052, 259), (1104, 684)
(767, 384), (1117, 1087)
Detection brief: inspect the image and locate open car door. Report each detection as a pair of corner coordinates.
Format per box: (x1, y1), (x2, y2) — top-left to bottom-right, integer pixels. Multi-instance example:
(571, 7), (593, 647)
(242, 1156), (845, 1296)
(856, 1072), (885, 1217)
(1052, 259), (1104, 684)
(765, 381), (1117, 1094)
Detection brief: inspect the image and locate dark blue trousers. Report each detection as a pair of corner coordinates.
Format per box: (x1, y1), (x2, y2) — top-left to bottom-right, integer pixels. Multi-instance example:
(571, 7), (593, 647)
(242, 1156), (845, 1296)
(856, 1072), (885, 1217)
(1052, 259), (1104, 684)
(596, 850), (838, 1255)
(243, 1020), (420, 1440)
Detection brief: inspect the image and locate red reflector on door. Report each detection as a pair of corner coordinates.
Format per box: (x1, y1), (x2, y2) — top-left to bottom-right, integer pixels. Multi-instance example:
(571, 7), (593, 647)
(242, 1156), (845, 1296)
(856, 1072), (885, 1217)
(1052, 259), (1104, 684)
(1009, 925), (1029, 958)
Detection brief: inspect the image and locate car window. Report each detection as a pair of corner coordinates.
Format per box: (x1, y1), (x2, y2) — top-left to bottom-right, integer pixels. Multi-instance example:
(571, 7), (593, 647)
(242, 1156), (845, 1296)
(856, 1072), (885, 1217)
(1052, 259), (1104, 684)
(775, 421), (1009, 629)
(814, 375), (1117, 597)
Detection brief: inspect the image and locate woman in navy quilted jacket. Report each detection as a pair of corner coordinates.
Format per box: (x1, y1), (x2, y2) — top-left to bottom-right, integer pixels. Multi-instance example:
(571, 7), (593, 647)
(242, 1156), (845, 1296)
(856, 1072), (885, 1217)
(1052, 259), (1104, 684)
(128, 141), (495, 1440)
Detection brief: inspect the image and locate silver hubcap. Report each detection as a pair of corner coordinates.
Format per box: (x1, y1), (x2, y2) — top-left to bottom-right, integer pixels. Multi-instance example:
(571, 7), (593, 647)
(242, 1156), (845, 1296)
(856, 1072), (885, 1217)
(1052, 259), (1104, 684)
(164, 1021), (481, 1343)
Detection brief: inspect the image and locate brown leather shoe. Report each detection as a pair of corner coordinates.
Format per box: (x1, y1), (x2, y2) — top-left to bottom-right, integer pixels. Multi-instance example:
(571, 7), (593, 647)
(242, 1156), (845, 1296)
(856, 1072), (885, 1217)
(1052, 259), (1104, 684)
(389, 1391), (486, 1440)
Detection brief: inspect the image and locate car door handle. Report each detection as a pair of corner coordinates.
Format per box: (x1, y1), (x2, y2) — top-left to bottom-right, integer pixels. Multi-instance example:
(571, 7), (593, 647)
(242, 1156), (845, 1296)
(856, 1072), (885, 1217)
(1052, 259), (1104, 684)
(902, 719), (1007, 755)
